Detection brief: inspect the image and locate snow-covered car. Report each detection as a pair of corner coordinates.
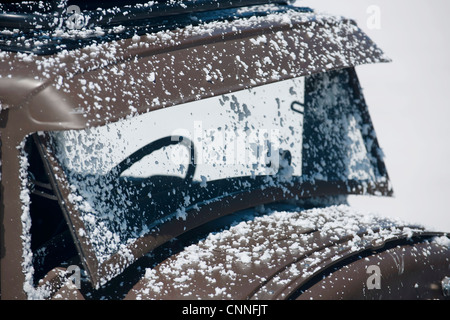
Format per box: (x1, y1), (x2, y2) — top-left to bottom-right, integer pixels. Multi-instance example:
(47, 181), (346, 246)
(0, 0), (449, 300)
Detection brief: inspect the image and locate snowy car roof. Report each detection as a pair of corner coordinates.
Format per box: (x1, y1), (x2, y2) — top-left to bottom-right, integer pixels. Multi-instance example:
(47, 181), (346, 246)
(0, 4), (389, 132)
(0, 1), (306, 54)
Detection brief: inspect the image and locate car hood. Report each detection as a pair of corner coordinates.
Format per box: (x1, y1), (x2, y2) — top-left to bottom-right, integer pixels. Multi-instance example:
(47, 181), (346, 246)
(123, 204), (450, 300)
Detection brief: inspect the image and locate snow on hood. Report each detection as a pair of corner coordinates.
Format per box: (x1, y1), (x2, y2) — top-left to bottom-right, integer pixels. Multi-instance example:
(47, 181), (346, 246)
(125, 204), (440, 300)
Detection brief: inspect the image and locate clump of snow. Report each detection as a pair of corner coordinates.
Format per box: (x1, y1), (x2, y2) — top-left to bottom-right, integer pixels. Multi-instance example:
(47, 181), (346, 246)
(200, 175), (208, 188)
(176, 207), (188, 221)
(433, 235), (450, 248)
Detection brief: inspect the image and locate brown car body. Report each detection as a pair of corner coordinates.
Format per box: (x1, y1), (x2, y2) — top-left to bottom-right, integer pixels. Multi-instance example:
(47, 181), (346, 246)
(0, 1), (449, 300)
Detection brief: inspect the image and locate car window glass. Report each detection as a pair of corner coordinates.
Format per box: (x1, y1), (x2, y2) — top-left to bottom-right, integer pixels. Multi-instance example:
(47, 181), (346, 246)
(302, 69), (377, 182)
(48, 76), (305, 263)
(44, 69), (385, 272)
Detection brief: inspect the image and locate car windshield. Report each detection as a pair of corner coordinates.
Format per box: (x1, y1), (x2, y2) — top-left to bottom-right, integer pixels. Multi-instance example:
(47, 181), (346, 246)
(44, 68), (388, 266)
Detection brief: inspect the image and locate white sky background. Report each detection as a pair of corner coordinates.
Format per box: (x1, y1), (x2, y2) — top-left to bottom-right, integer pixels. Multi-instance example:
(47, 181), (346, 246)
(295, 0), (450, 231)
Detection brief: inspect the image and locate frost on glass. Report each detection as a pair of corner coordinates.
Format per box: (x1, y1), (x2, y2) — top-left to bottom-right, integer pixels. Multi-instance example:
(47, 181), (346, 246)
(47, 70), (382, 263)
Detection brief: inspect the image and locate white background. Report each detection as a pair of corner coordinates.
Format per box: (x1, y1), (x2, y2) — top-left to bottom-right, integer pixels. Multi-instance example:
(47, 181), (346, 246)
(297, 0), (450, 231)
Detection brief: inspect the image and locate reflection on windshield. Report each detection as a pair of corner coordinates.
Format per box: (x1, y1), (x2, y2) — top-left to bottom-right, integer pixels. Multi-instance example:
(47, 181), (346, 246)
(47, 70), (380, 263)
